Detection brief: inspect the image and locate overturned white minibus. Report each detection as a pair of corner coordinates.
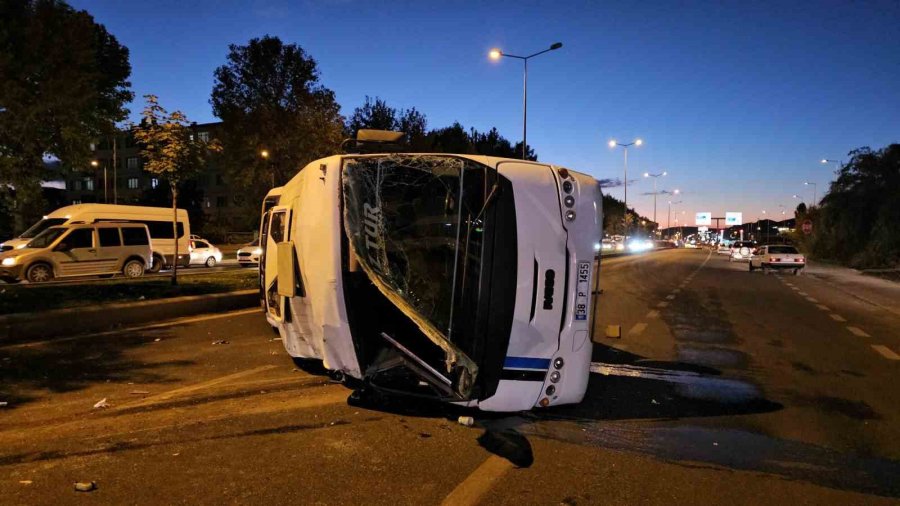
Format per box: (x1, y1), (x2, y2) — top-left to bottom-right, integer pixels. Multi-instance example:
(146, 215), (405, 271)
(263, 152), (601, 412)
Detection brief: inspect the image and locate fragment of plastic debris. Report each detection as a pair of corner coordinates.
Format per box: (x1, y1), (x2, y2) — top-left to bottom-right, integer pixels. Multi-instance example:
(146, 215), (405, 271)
(74, 481), (97, 492)
(457, 416), (475, 427)
(93, 398), (110, 409)
(130, 390), (150, 395)
(212, 340), (230, 345)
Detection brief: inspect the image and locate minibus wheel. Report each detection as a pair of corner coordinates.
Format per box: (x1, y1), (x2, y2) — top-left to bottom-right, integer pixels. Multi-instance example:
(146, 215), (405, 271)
(26, 263), (54, 283)
(123, 259), (145, 278)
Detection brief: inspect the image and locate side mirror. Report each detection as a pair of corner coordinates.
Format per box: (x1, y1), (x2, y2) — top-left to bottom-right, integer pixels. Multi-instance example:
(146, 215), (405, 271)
(54, 242), (70, 252)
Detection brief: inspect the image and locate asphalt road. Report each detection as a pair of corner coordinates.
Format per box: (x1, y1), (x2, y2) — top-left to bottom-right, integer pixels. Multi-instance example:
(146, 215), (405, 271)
(1, 249), (898, 504)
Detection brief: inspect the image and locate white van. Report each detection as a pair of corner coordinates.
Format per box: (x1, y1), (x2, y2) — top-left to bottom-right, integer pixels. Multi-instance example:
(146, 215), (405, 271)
(0, 204), (191, 272)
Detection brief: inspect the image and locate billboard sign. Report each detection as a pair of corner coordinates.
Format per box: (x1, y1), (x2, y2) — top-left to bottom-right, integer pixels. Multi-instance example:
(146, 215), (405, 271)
(725, 212), (743, 226)
(695, 212), (712, 226)
(698, 226), (709, 232)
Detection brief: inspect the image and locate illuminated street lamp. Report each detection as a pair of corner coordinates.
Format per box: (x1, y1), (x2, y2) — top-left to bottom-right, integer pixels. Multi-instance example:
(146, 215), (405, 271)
(609, 138), (643, 244)
(643, 171), (667, 235)
(821, 158), (842, 172)
(90, 159), (109, 203)
(489, 42), (563, 159)
(260, 149), (272, 186)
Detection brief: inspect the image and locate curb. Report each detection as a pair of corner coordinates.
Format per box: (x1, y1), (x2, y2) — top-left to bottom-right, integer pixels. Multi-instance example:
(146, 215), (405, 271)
(0, 289), (258, 343)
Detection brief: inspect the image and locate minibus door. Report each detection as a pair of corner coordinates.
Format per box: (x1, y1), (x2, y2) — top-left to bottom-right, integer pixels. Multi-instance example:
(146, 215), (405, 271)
(264, 206), (291, 322)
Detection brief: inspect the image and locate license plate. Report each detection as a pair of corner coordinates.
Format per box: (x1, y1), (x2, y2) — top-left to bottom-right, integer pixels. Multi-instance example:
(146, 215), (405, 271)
(575, 261), (591, 321)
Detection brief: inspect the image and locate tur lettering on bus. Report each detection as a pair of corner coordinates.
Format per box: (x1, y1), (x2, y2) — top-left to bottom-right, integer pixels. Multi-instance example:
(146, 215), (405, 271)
(363, 202), (382, 266)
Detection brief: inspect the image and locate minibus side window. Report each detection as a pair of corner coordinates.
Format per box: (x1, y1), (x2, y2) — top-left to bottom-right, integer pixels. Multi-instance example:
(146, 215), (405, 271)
(270, 212), (286, 243)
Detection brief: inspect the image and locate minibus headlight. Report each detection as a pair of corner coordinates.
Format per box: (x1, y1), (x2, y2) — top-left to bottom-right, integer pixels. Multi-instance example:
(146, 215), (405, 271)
(553, 357), (564, 369)
(545, 385), (556, 396)
(562, 180), (573, 193)
(2, 257), (17, 266)
(550, 371), (561, 383)
(565, 210), (576, 221)
(564, 195), (575, 208)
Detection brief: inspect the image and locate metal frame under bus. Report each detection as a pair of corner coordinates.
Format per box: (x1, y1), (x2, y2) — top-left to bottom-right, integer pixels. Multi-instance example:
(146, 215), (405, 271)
(261, 153), (601, 412)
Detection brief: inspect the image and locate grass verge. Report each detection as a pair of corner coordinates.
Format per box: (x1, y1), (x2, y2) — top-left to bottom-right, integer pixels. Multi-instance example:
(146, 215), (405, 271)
(0, 269), (257, 316)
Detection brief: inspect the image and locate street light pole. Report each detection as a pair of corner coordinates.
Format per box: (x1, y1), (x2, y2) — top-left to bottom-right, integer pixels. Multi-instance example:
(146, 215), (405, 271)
(643, 171), (667, 235)
(608, 138), (643, 245)
(667, 200), (683, 238)
(489, 43), (563, 160)
(804, 181), (817, 206)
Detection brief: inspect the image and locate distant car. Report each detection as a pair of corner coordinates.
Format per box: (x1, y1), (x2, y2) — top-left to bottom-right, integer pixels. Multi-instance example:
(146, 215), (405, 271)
(189, 239), (223, 267)
(237, 238), (262, 267)
(729, 241), (756, 262)
(749, 245), (805, 274)
(716, 242), (732, 255)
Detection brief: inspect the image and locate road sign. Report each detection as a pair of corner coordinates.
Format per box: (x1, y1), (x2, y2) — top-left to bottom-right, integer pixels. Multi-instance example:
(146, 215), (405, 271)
(725, 212), (743, 226)
(802, 220), (813, 234)
(695, 212), (712, 226)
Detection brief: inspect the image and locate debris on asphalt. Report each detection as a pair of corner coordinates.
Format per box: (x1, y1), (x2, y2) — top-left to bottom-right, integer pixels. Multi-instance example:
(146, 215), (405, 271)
(74, 481), (97, 492)
(212, 340), (230, 345)
(419, 432), (432, 438)
(93, 398), (110, 409)
(138, 295), (146, 300)
(651, 399), (659, 405)
(153, 338), (161, 342)
(0, 401), (8, 408)
(457, 416), (475, 427)
(19, 480), (32, 485)
(130, 390), (150, 395)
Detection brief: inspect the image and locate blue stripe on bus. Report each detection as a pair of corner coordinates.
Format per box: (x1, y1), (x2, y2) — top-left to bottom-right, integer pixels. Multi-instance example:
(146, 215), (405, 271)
(503, 356), (551, 370)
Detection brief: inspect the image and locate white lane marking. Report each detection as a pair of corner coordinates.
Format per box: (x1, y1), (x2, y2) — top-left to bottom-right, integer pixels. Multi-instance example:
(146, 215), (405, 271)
(666, 294), (676, 300)
(0, 308), (262, 351)
(657, 301), (669, 308)
(440, 455), (513, 506)
(846, 326), (871, 338)
(798, 291), (808, 296)
(118, 365), (278, 410)
(872, 345), (900, 360)
(790, 287), (801, 291)
(805, 297), (819, 303)
(628, 323), (648, 336)
(646, 310), (660, 319)
(815, 304), (830, 311)
(830, 314), (847, 322)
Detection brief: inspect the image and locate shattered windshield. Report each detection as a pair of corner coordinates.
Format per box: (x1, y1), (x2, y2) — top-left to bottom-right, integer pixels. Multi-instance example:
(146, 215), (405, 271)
(342, 155), (488, 350)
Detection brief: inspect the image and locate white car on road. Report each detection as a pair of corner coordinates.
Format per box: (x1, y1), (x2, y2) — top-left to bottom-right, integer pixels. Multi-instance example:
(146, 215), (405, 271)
(189, 238), (223, 267)
(749, 245), (806, 275)
(237, 239), (262, 267)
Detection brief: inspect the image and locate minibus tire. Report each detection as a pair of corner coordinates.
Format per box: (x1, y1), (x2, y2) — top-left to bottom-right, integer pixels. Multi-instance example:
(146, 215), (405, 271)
(26, 263), (54, 283)
(123, 259), (145, 278)
(148, 255), (163, 273)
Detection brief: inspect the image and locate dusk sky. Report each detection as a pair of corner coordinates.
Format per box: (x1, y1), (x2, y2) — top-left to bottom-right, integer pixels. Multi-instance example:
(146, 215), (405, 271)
(72, 0), (900, 224)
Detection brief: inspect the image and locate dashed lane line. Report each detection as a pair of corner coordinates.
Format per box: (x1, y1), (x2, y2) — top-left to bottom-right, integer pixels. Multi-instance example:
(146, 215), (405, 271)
(830, 314), (847, 322)
(872, 345), (900, 360)
(657, 301), (669, 308)
(805, 297), (819, 303)
(847, 326), (871, 338)
(815, 304), (830, 311)
(666, 294), (676, 300)
(646, 310), (660, 319)
(628, 323), (648, 336)
(672, 288), (681, 294)
(440, 455), (513, 506)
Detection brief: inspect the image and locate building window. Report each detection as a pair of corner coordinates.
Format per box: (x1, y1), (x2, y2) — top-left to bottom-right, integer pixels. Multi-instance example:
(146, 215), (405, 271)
(127, 177), (139, 189)
(84, 178), (94, 191)
(126, 157), (139, 170)
(198, 131), (210, 143)
(74, 180), (82, 191)
(151, 178), (159, 189)
(216, 196), (227, 207)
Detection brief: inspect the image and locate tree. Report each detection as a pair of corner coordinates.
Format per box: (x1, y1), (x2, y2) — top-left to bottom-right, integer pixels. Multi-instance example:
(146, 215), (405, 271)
(0, 0), (132, 232)
(210, 35), (344, 229)
(132, 95), (220, 285)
